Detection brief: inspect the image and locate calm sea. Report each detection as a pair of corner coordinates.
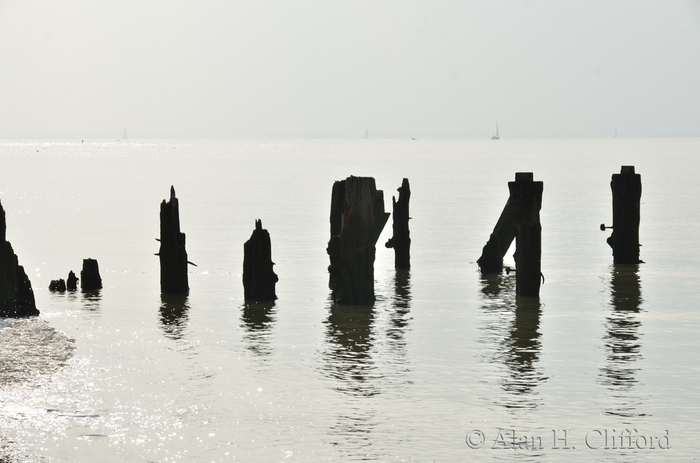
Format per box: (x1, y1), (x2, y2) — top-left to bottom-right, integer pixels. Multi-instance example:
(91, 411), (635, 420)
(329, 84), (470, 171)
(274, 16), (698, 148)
(0, 138), (698, 462)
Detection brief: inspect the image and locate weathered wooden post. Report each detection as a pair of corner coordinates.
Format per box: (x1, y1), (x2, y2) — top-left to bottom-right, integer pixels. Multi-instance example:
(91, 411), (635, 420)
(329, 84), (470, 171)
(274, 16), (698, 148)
(0, 200), (39, 317)
(477, 190), (518, 273)
(49, 279), (66, 292)
(602, 166), (642, 264)
(385, 178), (411, 269)
(80, 258), (103, 290)
(243, 219), (278, 301)
(67, 270), (78, 291)
(157, 186), (189, 294)
(477, 173), (543, 296)
(512, 173), (543, 297)
(327, 176), (390, 305)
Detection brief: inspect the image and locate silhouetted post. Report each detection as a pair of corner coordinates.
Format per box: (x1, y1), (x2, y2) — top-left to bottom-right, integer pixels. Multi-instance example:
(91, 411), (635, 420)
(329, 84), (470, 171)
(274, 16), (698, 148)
(477, 190), (518, 273)
(385, 178), (411, 269)
(80, 258), (103, 290)
(49, 279), (66, 292)
(604, 166), (642, 264)
(0, 200), (39, 317)
(327, 176), (390, 305)
(512, 173), (543, 297)
(157, 186), (189, 294)
(243, 219), (278, 301)
(67, 270), (78, 291)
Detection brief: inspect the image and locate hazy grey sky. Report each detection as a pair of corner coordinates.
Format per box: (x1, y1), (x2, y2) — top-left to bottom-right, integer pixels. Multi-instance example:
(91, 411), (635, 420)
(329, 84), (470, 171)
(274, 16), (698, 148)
(1, 0), (699, 138)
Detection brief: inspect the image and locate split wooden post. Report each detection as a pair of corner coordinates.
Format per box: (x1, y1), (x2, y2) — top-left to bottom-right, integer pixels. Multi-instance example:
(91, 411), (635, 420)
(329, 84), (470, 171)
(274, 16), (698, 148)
(157, 186), (189, 294)
(385, 178), (411, 269)
(477, 190), (518, 273)
(604, 166), (642, 264)
(511, 173), (543, 297)
(80, 258), (103, 290)
(0, 200), (39, 317)
(327, 176), (390, 305)
(243, 219), (279, 301)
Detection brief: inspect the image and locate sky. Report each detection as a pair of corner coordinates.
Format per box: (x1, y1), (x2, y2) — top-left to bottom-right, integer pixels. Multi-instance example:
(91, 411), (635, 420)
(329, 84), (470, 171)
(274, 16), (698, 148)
(1, 0), (699, 139)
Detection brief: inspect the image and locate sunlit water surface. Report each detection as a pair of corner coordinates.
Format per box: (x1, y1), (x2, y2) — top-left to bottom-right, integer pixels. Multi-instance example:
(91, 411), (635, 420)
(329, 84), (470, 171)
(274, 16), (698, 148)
(1, 138), (699, 462)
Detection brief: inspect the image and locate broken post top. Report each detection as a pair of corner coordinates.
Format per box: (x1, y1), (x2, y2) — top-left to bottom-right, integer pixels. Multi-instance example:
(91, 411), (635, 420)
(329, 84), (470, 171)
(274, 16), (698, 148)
(0, 200), (5, 243)
(620, 165), (636, 175)
(515, 172), (534, 182)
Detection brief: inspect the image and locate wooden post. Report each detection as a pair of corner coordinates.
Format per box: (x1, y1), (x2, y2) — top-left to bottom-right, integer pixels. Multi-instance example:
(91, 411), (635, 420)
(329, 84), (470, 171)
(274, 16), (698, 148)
(477, 192), (517, 273)
(327, 176), (390, 305)
(67, 270), (78, 291)
(157, 186), (189, 294)
(385, 178), (411, 269)
(605, 166), (642, 264)
(243, 219), (279, 301)
(0, 200), (39, 317)
(80, 258), (103, 290)
(512, 173), (543, 297)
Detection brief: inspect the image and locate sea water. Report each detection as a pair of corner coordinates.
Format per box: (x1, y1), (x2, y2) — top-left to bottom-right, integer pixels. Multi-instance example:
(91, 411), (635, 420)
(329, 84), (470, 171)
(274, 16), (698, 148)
(0, 138), (699, 462)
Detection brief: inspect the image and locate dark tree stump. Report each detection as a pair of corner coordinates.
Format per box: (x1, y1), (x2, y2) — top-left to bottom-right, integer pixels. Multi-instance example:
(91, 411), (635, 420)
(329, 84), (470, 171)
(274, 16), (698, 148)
(49, 279), (67, 292)
(605, 166), (642, 264)
(511, 173), (543, 297)
(327, 176), (390, 305)
(0, 200), (39, 317)
(157, 186), (189, 294)
(243, 219), (278, 301)
(80, 258), (103, 290)
(385, 178), (411, 269)
(67, 270), (78, 291)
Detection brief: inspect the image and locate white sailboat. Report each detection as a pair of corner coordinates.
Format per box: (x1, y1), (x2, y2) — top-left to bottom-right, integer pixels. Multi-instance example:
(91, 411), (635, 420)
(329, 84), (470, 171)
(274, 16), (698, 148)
(491, 123), (500, 140)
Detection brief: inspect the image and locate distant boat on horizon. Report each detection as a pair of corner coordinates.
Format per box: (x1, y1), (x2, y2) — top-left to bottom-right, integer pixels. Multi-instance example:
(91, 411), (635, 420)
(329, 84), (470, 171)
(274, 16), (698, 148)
(123, 129), (127, 139)
(491, 123), (500, 140)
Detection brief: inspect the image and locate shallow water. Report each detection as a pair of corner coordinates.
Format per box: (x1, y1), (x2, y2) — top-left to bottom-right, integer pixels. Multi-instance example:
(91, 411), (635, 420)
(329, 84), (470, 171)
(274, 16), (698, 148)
(1, 138), (699, 461)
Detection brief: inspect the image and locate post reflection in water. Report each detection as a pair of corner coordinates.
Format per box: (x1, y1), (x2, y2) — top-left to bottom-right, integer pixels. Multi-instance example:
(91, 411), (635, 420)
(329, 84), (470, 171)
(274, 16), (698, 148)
(600, 264), (646, 417)
(478, 274), (547, 410)
(240, 301), (277, 358)
(321, 271), (413, 459)
(80, 289), (102, 316)
(159, 294), (190, 340)
(387, 269), (412, 355)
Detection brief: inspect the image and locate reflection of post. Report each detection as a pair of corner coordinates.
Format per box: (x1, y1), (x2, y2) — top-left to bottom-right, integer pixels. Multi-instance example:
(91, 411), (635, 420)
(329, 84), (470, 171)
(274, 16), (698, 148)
(241, 301), (277, 357)
(506, 298), (543, 396)
(512, 173), (543, 297)
(385, 178), (411, 269)
(159, 294), (190, 340)
(606, 166), (642, 264)
(323, 304), (377, 396)
(601, 265), (643, 391)
(388, 269), (412, 347)
(327, 176), (390, 305)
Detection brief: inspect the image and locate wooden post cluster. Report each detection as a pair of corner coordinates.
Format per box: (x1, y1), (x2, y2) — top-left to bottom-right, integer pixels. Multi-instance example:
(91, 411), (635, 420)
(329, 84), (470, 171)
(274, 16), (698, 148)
(327, 176), (390, 305)
(0, 200), (39, 317)
(243, 219), (278, 301)
(604, 166), (642, 264)
(385, 178), (411, 269)
(477, 173), (543, 297)
(157, 186), (190, 294)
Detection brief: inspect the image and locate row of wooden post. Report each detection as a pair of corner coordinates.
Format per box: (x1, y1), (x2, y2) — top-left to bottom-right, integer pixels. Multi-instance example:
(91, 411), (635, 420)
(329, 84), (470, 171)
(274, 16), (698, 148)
(0, 167), (641, 317)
